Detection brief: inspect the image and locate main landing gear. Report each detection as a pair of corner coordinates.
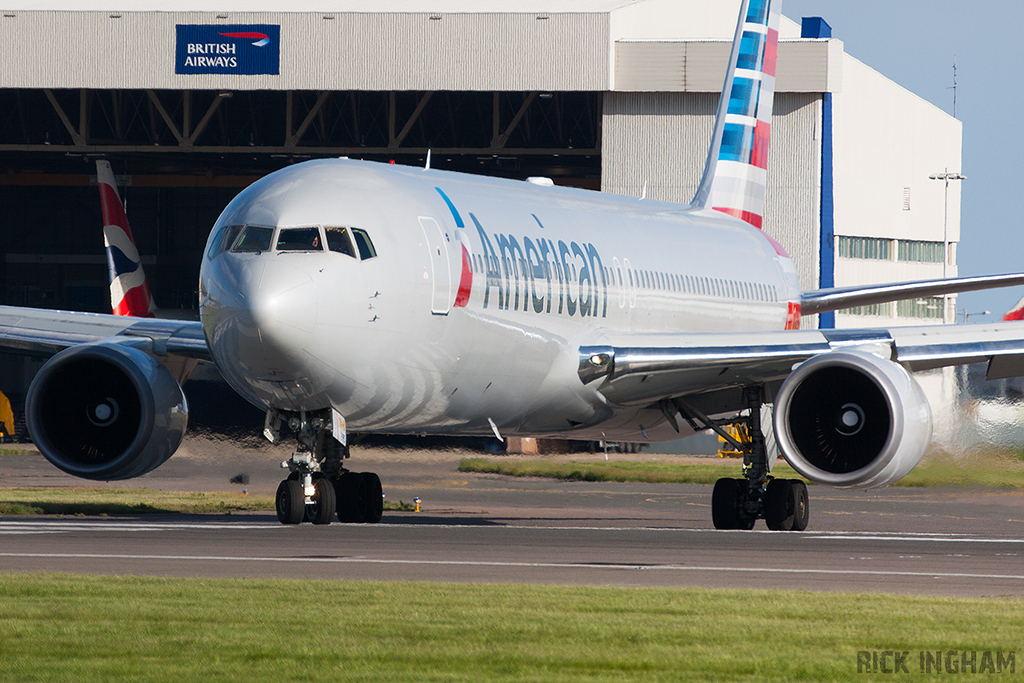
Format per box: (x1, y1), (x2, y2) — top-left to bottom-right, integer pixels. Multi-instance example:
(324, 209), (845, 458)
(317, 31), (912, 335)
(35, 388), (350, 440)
(665, 386), (809, 531)
(267, 409), (384, 526)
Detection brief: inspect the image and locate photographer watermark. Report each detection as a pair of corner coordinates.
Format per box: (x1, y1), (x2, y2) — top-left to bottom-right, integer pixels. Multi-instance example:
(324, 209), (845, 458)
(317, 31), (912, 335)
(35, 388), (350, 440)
(857, 650), (1016, 674)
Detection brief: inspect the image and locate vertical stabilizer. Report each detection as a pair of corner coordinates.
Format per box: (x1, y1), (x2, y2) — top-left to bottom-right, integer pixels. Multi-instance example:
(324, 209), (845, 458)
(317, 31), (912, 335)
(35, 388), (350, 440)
(97, 160), (156, 317)
(690, 0), (782, 231)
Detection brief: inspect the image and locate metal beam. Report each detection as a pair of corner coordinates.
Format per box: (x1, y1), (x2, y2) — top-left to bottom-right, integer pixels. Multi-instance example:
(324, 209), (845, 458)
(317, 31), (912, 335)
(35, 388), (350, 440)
(389, 92), (433, 150)
(43, 89), (85, 147)
(145, 89), (185, 146)
(188, 94), (224, 145)
(0, 143), (598, 156)
(285, 91), (330, 148)
(492, 92), (538, 149)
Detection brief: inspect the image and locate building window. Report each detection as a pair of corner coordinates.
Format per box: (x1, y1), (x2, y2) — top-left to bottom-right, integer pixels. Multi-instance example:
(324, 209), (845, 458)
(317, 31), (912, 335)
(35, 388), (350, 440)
(840, 303), (892, 317)
(837, 235), (891, 260)
(897, 240), (944, 263)
(897, 297), (944, 319)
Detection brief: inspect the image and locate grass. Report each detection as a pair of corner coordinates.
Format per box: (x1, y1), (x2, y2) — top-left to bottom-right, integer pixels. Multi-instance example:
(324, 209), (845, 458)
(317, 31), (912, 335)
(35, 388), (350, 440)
(460, 450), (1024, 489)
(0, 573), (1020, 682)
(0, 487), (274, 516)
(0, 487), (417, 516)
(0, 447), (38, 456)
(458, 457), (801, 485)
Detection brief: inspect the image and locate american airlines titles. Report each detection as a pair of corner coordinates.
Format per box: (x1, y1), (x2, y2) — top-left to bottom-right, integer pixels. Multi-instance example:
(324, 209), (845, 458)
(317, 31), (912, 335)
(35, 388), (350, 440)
(471, 213), (608, 319)
(183, 42), (238, 68)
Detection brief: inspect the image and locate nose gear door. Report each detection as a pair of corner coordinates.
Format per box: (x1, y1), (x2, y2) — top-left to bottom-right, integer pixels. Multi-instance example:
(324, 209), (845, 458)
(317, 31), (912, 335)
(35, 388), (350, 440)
(418, 216), (453, 315)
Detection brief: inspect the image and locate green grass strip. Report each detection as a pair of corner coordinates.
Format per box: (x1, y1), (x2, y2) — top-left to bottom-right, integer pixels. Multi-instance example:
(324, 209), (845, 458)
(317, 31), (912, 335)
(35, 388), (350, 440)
(0, 573), (1020, 682)
(460, 453), (1024, 489)
(0, 487), (415, 516)
(459, 458), (806, 485)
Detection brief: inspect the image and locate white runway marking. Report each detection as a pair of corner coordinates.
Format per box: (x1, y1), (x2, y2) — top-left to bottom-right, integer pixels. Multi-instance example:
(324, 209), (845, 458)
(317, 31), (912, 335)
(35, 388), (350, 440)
(1, 552), (1023, 582)
(0, 520), (1022, 544)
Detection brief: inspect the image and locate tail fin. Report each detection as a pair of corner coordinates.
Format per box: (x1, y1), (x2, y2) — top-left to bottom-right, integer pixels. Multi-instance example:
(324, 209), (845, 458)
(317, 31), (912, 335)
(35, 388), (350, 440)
(97, 160), (156, 317)
(690, 0), (781, 231)
(1002, 296), (1024, 321)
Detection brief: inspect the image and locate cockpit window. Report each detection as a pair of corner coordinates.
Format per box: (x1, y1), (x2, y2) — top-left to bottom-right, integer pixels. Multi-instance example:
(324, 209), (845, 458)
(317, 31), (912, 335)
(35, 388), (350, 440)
(208, 224), (243, 258)
(351, 228), (377, 260)
(325, 227), (356, 258)
(276, 227), (323, 252)
(231, 225), (274, 253)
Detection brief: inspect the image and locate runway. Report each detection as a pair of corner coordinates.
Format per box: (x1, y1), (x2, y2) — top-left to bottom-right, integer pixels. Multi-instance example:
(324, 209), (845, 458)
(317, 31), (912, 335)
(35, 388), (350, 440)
(2, 447), (1023, 596)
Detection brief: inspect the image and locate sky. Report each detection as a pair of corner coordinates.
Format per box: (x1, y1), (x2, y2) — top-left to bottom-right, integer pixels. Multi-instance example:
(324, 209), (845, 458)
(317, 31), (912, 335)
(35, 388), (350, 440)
(784, 0), (1024, 321)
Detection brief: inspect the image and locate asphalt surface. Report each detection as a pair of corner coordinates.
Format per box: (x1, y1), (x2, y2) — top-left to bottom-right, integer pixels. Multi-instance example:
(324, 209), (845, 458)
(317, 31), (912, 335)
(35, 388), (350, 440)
(1, 443), (1023, 596)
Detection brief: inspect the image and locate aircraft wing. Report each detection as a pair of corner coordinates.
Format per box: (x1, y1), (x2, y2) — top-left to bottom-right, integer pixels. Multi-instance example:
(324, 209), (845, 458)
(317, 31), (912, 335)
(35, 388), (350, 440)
(800, 273), (1024, 315)
(0, 305), (209, 362)
(578, 322), (1024, 408)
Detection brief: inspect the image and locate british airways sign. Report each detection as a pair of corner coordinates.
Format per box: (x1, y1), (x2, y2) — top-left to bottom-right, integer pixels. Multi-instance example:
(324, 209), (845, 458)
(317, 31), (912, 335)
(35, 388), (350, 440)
(175, 25), (280, 75)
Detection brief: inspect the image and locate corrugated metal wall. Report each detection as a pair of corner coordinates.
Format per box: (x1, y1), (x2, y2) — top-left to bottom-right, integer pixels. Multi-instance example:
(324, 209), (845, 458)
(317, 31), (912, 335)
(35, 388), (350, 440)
(0, 11), (609, 90)
(601, 92), (821, 291)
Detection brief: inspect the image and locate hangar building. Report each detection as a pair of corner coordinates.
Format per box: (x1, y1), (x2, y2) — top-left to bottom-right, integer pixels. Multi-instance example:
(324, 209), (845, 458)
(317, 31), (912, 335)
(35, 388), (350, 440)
(0, 0), (961, 330)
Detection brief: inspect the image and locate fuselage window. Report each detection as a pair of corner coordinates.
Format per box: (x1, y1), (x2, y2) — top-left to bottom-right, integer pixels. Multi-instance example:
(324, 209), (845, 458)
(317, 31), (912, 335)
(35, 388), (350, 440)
(325, 227), (357, 257)
(208, 224), (243, 258)
(351, 228), (377, 260)
(232, 225), (274, 253)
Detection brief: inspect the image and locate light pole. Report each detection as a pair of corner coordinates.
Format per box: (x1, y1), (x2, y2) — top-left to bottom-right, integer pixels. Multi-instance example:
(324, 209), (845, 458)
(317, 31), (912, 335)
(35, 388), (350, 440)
(929, 169), (966, 323)
(960, 309), (990, 324)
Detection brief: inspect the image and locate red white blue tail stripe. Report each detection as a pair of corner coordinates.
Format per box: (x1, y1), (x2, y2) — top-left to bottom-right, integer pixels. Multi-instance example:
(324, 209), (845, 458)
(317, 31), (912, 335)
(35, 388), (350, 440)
(698, 0), (781, 231)
(97, 160), (156, 317)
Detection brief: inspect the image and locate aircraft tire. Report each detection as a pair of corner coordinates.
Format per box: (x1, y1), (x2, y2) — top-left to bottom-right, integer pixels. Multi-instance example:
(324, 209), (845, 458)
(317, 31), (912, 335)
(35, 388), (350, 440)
(789, 480), (809, 531)
(275, 479), (305, 525)
(764, 479), (795, 530)
(361, 472), (383, 523)
(712, 478), (741, 529)
(334, 471), (368, 523)
(306, 475), (336, 525)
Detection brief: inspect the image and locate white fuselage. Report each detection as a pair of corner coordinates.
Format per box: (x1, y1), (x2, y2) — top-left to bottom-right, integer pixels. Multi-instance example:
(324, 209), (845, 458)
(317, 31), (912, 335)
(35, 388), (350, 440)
(199, 159), (800, 441)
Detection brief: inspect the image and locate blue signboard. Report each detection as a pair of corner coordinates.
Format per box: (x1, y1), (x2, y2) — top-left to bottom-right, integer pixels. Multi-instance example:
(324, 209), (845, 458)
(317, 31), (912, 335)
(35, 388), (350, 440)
(175, 24), (280, 75)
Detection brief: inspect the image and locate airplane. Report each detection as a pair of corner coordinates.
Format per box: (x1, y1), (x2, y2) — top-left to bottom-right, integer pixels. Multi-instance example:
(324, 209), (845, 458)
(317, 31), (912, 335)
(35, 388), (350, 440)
(4, 0), (1024, 530)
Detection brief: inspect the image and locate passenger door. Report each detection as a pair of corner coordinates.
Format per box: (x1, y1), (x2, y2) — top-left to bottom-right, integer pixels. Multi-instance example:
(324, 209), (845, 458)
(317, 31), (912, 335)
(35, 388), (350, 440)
(418, 216), (453, 315)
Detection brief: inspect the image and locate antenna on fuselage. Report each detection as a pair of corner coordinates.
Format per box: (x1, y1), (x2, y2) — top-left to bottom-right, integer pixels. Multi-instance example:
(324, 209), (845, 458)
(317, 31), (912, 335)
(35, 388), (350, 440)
(640, 181), (647, 201)
(424, 149), (432, 171)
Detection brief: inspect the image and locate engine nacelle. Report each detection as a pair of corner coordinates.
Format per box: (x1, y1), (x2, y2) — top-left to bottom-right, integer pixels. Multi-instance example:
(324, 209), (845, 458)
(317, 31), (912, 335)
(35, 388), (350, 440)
(773, 350), (932, 489)
(26, 343), (188, 481)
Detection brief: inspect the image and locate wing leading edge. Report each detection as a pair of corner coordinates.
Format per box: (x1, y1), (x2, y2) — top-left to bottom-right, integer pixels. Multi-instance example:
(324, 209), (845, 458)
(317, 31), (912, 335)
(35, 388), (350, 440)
(0, 305), (209, 376)
(800, 273), (1024, 315)
(578, 321), (1024, 409)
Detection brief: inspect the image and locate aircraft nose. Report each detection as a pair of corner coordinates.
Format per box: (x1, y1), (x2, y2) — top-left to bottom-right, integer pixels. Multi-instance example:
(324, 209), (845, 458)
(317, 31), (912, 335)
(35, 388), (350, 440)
(249, 260), (318, 355)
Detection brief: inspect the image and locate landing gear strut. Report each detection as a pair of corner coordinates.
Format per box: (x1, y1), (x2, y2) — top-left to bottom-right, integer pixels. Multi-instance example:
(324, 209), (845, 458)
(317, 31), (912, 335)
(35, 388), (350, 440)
(267, 409), (384, 526)
(669, 386), (809, 531)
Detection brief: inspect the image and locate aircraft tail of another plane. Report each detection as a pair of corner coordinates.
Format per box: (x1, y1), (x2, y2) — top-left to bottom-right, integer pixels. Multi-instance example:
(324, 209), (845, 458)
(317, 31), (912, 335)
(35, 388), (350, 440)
(1002, 296), (1024, 321)
(690, 0), (781, 231)
(97, 160), (156, 317)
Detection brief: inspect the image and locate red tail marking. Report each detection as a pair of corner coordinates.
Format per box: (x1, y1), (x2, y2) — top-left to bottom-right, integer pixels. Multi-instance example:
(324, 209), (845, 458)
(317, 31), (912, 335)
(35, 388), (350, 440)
(453, 244), (473, 308)
(713, 206), (763, 229)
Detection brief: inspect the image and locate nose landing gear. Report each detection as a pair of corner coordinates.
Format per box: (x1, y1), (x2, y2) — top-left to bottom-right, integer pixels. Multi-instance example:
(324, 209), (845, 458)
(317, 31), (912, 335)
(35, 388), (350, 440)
(268, 409), (384, 525)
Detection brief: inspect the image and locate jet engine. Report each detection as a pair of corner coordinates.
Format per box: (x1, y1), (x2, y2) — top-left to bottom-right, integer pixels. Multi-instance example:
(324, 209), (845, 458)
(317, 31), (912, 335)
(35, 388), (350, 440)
(26, 343), (188, 481)
(773, 350), (932, 489)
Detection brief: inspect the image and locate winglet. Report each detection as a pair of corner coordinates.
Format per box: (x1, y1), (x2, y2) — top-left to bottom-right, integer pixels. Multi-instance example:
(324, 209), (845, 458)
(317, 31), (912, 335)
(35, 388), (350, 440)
(690, 0), (781, 232)
(97, 160), (156, 318)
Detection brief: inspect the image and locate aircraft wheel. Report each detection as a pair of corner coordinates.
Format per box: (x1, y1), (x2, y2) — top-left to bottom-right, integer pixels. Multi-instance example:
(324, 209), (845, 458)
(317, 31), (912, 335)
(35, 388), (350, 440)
(712, 478), (741, 529)
(360, 472), (383, 523)
(789, 480), (809, 531)
(335, 471), (368, 523)
(765, 479), (795, 530)
(275, 479), (305, 525)
(306, 475), (336, 525)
